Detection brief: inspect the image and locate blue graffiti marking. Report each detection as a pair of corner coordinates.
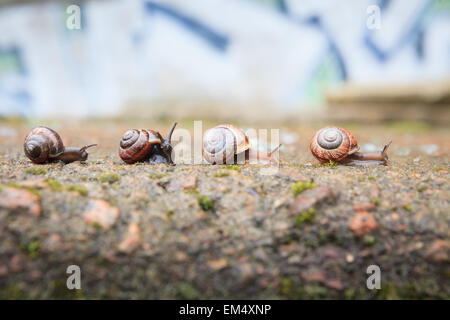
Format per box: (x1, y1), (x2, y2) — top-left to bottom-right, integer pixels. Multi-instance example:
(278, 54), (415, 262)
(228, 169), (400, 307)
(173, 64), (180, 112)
(278, 5), (348, 81)
(0, 46), (26, 75)
(302, 15), (348, 80)
(363, 0), (433, 62)
(145, 1), (229, 52)
(0, 45), (32, 116)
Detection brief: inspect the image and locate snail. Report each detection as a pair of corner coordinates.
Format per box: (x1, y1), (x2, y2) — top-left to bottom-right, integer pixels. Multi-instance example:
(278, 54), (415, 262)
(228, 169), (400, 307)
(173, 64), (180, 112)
(310, 127), (391, 165)
(119, 122), (177, 165)
(203, 124), (281, 164)
(24, 126), (97, 164)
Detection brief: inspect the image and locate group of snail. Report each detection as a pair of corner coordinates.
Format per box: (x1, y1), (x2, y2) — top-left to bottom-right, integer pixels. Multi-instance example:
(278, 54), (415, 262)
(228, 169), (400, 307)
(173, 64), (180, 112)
(23, 124), (391, 166)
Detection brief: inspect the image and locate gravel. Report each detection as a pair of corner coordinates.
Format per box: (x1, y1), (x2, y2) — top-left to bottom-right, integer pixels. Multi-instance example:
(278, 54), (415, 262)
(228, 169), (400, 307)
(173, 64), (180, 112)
(0, 120), (448, 299)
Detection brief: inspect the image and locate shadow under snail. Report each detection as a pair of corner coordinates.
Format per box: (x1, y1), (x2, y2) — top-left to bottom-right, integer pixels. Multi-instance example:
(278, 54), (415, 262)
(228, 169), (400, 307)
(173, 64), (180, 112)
(119, 122), (177, 165)
(203, 124), (281, 164)
(24, 126), (97, 164)
(310, 127), (391, 166)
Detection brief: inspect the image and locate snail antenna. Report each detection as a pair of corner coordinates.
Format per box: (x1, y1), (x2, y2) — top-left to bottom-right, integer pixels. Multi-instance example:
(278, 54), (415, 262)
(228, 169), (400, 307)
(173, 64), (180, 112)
(80, 144), (98, 152)
(167, 122), (177, 144)
(382, 141), (392, 155)
(268, 144), (282, 157)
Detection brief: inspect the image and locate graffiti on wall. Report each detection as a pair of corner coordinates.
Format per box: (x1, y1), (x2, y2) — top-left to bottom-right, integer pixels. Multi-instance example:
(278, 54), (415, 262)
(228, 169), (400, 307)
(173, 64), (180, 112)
(0, 0), (449, 117)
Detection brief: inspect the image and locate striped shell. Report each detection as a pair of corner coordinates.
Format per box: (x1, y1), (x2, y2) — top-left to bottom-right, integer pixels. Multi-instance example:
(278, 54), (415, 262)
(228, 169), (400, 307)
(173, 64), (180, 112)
(203, 124), (250, 164)
(119, 129), (161, 164)
(310, 127), (359, 163)
(24, 126), (64, 164)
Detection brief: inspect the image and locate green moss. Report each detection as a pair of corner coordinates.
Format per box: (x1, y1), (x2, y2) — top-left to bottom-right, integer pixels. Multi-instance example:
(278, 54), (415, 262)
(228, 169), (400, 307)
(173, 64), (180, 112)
(294, 284), (330, 299)
(328, 160), (338, 168)
(223, 165), (241, 172)
(50, 279), (86, 300)
(25, 167), (47, 175)
(433, 166), (445, 171)
(368, 175), (376, 181)
(66, 184), (88, 197)
(92, 222), (102, 230)
(376, 283), (401, 300)
(291, 181), (316, 196)
(7, 182), (41, 197)
(213, 171), (229, 178)
(0, 284), (27, 300)
(45, 178), (63, 192)
(370, 198), (380, 206)
(178, 283), (198, 299)
(416, 184), (427, 192)
(184, 188), (199, 195)
(98, 172), (120, 184)
(344, 288), (356, 300)
(149, 173), (167, 179)
(166, 210), (174, 221)
(198, 195), (214, 211)
(294, 208), (318, 228)
(319, 160), (338, 168)
(21, 240), (41, 259)
(280, 278), (293, 296)
(403, 204), (412, 212)
(363, 235), (376, 246)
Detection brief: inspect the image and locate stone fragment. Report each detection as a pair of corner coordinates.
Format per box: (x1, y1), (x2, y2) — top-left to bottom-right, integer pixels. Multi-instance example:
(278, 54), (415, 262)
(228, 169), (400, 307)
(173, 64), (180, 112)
(349, 212), (379, 237)
(207, 258), (228, 271)
(16, 180), (47, 189)
(276, 170), (309, 182)
(345, 253), (355, 263)
(301, 268), (326, 283)
(166, 175), (198, 192)
(301, 268), (344, 290)
(0, 265), (8, 277)
(9, 254), (24, 273)
(425, 240), (450, 263)
(83, 200), (119, 229)
(353, 202), (376, 212)
(289, 186), (338, 215)
(118, 223), (142, 254)
(0, 187), (41, 217)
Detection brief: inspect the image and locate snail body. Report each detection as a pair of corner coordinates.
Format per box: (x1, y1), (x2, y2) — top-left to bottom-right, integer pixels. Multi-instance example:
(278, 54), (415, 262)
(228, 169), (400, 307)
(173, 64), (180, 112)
(310, 127), (391, 166)
(119, 122), (177, 165)
(24, 126), (97, 164)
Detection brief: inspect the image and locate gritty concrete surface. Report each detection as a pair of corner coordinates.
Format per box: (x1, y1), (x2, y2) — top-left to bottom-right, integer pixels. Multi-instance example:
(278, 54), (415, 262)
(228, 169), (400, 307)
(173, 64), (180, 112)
(0, 119), (448, 299)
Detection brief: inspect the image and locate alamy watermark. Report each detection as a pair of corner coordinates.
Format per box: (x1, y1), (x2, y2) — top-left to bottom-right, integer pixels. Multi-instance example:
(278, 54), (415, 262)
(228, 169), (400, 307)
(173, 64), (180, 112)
(145, 121), (281, 175)
(367, 5), (381, 30)
(366, 264), (381, 290)
(66, 5), (81, 30)
(66, 265), (81, 290)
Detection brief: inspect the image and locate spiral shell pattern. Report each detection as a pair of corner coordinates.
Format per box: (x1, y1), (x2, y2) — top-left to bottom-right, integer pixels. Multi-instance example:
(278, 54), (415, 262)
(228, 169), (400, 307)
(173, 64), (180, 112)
(310, 127), (359, 163)
(24, 126), (64, 164)
(203, 124), (250, 164)
(119, 129), (161, 164)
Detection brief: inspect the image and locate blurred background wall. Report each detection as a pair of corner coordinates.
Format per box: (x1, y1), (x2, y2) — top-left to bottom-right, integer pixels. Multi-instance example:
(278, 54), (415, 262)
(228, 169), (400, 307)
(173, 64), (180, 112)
(0, 0), (449, 120)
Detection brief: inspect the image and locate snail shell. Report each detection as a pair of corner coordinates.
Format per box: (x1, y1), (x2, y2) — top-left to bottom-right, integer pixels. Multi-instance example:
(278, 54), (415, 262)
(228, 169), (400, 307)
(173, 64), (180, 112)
(203, 124), (250, 164)
(310, 127), (359, 163)
(119, 129), (161, 164)
(24, 126), (65, 164)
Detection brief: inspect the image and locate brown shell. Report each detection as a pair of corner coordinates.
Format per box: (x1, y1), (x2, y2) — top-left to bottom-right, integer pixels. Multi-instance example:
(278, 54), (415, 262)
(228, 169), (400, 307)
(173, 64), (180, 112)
(119, 129), (161, 164)
(23, 126), (65, 164)
(203, 124), (250, 164)
(310, 127), (359, 163)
